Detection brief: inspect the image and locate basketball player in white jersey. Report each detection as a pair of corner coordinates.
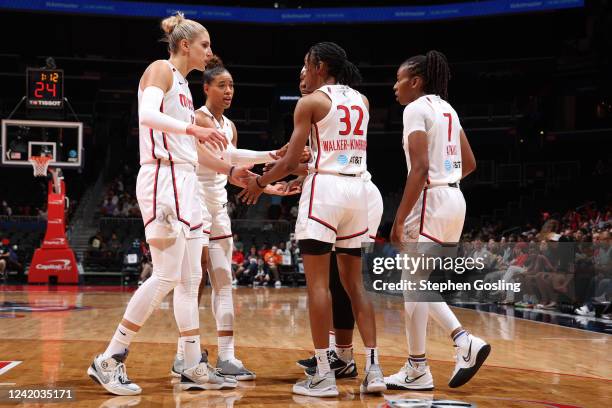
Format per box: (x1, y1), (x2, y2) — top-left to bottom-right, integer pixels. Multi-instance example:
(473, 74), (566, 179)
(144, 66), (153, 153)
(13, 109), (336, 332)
(87, 13), (254, 395)
(384, 51), (491, 391)
(241, 43), (386, 397)
(170, 56), (294, 380)
(282, 67), (384, 380)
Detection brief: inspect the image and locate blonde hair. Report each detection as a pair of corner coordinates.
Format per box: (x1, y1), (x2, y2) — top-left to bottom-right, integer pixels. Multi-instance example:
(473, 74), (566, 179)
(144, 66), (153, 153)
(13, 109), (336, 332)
(160, 12), (208, 54)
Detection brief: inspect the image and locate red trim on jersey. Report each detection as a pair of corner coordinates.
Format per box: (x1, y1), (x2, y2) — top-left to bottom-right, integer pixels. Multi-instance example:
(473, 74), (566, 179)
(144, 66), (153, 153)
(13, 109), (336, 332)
(169, 161), (191, 228)
(203, 229), (211, 235)
(149, 128), (157, 160)
(418, 188), (444, 244)
(190, 222), (203, 231)
(369, 235), (376, 240)
(144, 160), (161, 228)
(313, 124), (321, 169)
(210, 234), (233, 241)
(307, 173), (337, 233)
(337, 228), (368, 241)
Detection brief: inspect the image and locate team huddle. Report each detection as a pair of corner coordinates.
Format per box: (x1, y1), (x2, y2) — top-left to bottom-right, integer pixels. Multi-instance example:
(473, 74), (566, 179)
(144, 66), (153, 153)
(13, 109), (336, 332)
(87, 12), (491, 398)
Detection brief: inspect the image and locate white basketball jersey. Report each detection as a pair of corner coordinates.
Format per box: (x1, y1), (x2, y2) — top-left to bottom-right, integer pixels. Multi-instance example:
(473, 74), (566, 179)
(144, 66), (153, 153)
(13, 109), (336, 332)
(402, 95), (463, 185)
(138, 60), (197, 166)
(308, 85), (368, 175)
(196, 105), (234, 205)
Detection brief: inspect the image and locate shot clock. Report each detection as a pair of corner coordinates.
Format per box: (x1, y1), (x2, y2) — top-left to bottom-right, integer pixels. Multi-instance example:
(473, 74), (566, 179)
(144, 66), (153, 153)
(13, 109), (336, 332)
(27, 68), (64, 109)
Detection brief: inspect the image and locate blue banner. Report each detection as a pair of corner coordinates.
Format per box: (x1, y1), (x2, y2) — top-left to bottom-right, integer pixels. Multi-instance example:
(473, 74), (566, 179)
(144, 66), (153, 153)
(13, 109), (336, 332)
(0, 0), (584, 23)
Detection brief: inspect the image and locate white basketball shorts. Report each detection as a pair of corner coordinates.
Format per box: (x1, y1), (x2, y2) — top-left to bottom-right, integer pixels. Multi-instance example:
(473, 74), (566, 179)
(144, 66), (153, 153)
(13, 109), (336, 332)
(136, 162), (204, 242)
(403, 185), (466, 243)
(365, 180), (383, 242)
(295, 173), (368, 249)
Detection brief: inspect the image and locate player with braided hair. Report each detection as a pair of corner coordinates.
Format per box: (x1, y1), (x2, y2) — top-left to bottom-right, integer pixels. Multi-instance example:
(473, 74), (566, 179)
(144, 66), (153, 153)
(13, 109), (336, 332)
(385, 50), (491, 391)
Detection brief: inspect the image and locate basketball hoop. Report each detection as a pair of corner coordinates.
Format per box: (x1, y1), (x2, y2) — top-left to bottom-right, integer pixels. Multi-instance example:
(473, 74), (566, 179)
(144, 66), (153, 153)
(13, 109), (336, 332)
(29, 155), (52, 177)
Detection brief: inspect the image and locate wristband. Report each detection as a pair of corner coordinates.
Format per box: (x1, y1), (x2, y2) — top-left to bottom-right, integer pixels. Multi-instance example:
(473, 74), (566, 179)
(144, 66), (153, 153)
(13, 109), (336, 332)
(256, 176), (266, 189)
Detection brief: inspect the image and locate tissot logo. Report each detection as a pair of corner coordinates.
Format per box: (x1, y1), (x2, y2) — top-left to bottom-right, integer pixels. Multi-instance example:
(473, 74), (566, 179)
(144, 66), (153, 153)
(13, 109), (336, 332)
(35, 259), (71, 271)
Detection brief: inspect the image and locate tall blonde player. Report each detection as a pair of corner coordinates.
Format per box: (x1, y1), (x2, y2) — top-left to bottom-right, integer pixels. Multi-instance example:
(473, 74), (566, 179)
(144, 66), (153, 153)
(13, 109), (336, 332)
(242, 42), (385, 398)
(171, 56), (289, 380)
(385, 50), (490, 391)
(88, 13), (253, 395)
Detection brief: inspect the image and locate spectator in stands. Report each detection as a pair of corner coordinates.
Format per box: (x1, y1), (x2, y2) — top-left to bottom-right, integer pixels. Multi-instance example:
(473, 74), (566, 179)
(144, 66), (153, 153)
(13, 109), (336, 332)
(233, 233), (244, 254)
(89, 231), (104, 252)
(1, 200), (12, 216)
(263, 245), (282, 287)
(236, 247), (260, 286)
(575, 231), (612, 316)
(0, 239), (21, 281)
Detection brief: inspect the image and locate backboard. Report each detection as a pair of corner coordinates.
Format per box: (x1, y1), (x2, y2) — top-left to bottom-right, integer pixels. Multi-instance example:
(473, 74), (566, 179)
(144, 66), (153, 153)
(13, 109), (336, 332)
(1, 119), (83, 168)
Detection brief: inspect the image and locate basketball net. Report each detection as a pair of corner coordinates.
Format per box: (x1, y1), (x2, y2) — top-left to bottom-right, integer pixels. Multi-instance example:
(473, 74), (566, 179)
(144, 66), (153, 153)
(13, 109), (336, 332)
(29, 156), (62, 194)
(29, 155), (52, 177)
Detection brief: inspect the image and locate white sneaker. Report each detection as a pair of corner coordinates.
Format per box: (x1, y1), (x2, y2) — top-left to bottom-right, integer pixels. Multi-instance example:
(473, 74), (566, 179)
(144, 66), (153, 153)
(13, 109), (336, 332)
(449, 333), (491, 388)
(180, 354), (238, 391)
(384, 361), (434, 391)
(575, 305), (595, 316)
(359, 364), (386, 394)
(216, 357), (256, 380)
(292, 371), (338, 397)
(275, 280), (282, 288)
(170, 354), (184, 377)
(87, 351), (142, 396)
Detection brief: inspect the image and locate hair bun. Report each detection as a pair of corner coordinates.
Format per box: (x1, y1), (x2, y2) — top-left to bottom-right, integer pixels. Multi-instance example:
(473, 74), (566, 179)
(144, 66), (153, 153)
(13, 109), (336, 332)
(161, 11), (185, 35)
(206, 55), (224, 70)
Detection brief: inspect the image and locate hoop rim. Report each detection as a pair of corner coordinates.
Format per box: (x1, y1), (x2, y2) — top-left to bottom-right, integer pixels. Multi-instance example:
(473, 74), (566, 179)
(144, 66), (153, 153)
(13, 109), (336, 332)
(29, 155), (53, 177)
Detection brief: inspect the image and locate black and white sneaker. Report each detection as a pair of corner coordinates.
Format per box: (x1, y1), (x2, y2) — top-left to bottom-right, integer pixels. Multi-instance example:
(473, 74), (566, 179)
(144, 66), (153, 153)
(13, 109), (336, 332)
(448, 333), (491, 388)
(87, 350), (141, 396)
(180, 353), (238, 391)
(304, 351), (358, 379)
(296, 355), (317, 369)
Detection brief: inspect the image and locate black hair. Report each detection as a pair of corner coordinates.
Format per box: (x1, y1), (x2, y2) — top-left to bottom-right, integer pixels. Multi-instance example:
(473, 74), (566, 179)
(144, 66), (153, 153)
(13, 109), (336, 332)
(307, 42), (362, 88)
(203, 55), (229, 84)
(401, 50), (450, 100)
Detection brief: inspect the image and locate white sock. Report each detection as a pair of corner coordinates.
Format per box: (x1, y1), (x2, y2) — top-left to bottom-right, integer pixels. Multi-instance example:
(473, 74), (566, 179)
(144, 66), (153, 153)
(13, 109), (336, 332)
(453, 329), (470, 349)
(103, 324), (135, 359)
(182, 335), (201, 369)
(176, 337), (184, 360)
(328, 331), (336, 352)
(336, 344), (353, 363)
(315, 348), (331, 376)
(218, 335), (235, 361)
(364, 347), (379, 371)
(409, 356), (428, 369)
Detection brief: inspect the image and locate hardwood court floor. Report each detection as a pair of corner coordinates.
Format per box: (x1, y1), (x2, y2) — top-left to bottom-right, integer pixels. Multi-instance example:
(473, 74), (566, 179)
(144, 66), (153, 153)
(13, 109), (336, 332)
(0, 286), (610, 407)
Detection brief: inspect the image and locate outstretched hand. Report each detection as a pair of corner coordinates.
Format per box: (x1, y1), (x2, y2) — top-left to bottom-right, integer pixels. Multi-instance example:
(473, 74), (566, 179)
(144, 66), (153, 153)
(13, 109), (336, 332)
(237, 174), (265, 205)
(187, 124), (228, 151)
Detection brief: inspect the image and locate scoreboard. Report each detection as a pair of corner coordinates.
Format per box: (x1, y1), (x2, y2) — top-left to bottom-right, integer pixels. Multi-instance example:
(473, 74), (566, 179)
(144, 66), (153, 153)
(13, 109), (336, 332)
(27, 68), (64, 109)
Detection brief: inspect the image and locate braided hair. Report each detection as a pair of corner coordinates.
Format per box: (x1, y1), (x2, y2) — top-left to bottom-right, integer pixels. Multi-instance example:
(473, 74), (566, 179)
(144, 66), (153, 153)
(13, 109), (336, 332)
(307, 42), (362, 88)
(401, 50), (450, 100)
(203, 55), (229, 84)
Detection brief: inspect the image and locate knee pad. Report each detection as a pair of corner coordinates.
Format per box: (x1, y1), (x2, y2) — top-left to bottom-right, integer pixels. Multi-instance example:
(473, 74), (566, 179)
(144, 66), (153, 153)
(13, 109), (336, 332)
(124, 274), (178, 326)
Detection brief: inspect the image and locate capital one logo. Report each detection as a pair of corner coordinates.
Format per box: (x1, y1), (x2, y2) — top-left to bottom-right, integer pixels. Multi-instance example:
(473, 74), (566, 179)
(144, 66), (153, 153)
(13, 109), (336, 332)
(35, 259), (71, 271)
(44, 238), (65, 245)
(47, 218), (63, 225)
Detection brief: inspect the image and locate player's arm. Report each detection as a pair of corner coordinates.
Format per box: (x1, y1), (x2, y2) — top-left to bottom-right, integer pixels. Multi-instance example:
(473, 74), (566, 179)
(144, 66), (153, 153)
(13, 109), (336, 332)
(239, 96), (313, 204)
(224, 122), (277, 165)
(391, 131), (429, 244)
(139, 61), (226, 150)
(194, 110), (252, 178)
(460, 129), (476, 179)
